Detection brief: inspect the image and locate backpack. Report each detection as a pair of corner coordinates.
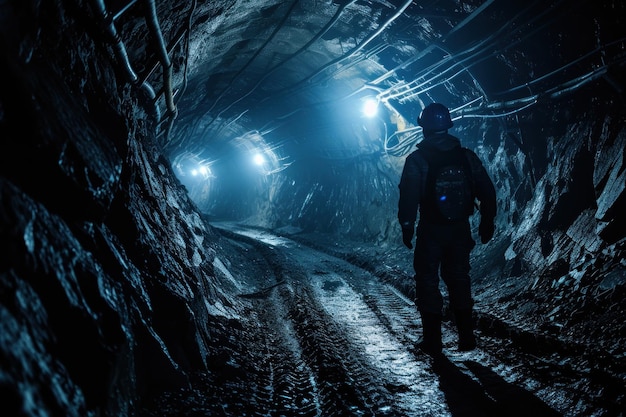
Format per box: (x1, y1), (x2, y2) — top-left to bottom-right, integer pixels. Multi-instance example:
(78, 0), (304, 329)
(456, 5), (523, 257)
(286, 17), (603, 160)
(418, 146), (475, 222)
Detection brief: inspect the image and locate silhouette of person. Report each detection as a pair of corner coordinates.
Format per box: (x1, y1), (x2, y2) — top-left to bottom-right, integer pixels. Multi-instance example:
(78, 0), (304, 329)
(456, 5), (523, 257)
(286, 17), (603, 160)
(398, 103), (497, 355)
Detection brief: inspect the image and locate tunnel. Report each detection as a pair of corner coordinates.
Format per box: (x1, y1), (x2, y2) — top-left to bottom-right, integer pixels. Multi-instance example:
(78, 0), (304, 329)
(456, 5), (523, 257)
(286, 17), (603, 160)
(1, 0), (625, 416)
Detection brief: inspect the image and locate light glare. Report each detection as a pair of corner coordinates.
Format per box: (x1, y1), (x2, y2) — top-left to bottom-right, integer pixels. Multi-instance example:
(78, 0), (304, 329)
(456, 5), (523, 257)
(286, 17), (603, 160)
(253, 153), (265, 166)
(363, 98), (378, 118)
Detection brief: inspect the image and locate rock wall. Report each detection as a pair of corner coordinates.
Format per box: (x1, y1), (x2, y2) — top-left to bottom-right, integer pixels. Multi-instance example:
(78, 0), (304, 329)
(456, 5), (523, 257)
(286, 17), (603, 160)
(1, 2), (246, 415)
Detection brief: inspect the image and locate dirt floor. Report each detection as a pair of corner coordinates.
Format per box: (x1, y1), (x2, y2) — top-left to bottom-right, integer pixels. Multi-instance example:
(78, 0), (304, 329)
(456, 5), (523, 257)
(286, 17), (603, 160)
(138, 223), (624, 417)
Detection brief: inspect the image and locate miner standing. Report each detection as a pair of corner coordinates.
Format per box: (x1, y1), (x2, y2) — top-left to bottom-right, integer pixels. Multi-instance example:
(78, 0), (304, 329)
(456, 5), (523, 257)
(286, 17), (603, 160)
(398, 103), (497, 355)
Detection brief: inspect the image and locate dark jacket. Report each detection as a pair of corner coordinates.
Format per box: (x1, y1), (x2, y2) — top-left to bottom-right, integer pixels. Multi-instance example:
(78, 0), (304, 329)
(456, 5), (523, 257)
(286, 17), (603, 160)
(398, 132), (496, 227)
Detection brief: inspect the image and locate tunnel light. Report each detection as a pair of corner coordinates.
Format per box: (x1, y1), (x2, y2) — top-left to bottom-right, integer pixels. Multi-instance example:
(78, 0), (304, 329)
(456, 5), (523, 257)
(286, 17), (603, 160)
(190, 165), (210, 178)
(171, 152), (213, 183)
(253, 153), (266, 166)
(362, 98), (379, 118)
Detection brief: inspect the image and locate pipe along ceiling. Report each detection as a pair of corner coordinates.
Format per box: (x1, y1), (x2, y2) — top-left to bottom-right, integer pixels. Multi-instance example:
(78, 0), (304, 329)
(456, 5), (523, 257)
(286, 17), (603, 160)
(95, 0), (624, 223)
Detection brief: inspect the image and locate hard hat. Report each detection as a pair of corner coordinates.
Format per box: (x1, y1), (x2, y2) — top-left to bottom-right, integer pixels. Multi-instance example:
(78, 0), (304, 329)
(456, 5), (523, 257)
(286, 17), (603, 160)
(417, 103), (453, 131)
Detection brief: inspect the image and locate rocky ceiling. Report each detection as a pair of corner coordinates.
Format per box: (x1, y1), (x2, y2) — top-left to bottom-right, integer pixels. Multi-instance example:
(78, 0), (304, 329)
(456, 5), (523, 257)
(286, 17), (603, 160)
(103, 0), (624, 188)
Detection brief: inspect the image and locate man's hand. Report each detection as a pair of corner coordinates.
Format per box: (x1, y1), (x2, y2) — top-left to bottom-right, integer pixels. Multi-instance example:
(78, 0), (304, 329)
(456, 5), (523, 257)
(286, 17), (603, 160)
(479, 219), (495, 244)
(402, 226), (414, 249)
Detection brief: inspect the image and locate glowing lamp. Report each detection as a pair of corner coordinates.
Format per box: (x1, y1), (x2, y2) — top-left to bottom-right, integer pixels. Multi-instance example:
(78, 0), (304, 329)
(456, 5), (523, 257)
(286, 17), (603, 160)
(363, 98), (378, 118)
(253, 153), (265, 166)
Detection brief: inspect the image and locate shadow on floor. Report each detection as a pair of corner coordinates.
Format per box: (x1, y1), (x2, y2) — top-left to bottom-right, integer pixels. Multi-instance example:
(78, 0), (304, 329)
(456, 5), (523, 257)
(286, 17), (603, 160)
(432, 356), (562, 417)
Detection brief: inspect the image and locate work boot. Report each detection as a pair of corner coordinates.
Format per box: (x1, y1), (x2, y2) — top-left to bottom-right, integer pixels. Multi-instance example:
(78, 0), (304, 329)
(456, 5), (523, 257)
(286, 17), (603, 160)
(454, 309), (476, 351)
(417, 313), (442, 356)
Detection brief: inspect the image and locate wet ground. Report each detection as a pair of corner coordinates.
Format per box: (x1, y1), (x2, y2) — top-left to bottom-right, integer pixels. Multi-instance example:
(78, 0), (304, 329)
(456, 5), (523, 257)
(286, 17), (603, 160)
(138, 223), (623, 417)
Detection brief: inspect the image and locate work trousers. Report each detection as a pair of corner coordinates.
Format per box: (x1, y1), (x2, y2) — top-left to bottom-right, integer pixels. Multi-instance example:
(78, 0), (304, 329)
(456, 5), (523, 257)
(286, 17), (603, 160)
(413, 220), (475, 316)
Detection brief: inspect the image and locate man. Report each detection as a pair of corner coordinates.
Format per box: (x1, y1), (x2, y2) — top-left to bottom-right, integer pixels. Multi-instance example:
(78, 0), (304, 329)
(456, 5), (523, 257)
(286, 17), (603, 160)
(398, 103), (497, 355)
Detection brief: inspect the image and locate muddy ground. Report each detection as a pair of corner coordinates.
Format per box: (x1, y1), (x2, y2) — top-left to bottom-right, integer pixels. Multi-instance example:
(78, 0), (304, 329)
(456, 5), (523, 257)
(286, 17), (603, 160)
(138, 223), (624, 417)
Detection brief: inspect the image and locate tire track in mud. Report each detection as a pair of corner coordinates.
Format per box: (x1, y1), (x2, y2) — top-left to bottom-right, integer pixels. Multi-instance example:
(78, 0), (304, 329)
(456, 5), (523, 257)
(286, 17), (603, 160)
(181, 224), (573, 417)
(211, 227), (323, 417)
(226, 229), (404, 416)
(247, 226), (613, 416)
(224, 225), (454, 416)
